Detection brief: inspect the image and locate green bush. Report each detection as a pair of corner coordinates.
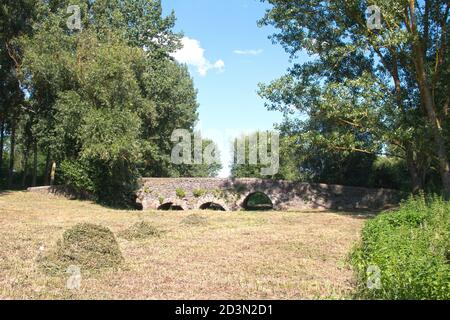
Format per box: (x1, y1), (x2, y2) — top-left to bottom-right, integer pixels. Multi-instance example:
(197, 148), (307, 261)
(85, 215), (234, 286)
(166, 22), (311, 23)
(176, 188), (186, 199)
(350, 195), (450, 300)
(368, 157), (410, 191)
(59, 160), (96, 195)
(193, 189), (206, 198)
(58, 158), (139, 208)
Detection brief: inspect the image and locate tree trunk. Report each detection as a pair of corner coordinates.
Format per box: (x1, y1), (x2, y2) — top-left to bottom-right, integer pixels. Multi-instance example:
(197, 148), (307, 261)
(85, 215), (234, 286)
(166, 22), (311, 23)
(21, 145), (30, 188)
(409, 1), (450, 199)
(0, 119), (4, 172)
(7, 118), (16, 187)
(43, 151), (50, 185)
(413, 56), (450, 198)
(50, 161), (56, 186)
(406, 147), (422, 194)
(32, 140), (38, 187)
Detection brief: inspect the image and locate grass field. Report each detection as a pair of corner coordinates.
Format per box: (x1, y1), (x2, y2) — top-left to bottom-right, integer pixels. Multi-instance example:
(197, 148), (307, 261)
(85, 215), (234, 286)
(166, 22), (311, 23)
(0, 191), (369, 300)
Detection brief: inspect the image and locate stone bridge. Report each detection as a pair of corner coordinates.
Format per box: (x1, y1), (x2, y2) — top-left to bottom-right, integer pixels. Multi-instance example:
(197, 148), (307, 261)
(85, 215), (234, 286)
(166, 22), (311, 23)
(136, 178), (404, 211)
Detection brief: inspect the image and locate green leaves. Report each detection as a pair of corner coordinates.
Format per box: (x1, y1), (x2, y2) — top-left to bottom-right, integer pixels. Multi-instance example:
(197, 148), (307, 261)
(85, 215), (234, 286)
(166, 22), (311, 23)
(80, 107), (141, 162)
(351, 196), (450, 300)
(7, 0), (201, 204)
(259, 0), (450, 193)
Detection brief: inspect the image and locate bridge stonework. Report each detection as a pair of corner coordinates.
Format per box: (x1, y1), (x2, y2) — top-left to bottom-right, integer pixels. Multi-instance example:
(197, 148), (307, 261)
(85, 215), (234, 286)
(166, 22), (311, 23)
(136, 178), (404, 211)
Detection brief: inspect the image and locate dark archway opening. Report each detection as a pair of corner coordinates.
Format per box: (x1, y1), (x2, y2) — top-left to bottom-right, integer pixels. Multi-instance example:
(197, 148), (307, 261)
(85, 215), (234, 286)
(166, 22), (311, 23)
(157, 203), (184, 211)
(243, 192), (273, 211)
(199, 202), (226, 211)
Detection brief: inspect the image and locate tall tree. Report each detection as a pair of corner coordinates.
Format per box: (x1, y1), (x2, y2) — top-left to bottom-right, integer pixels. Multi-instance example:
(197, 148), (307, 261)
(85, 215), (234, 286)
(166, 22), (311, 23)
(0, 0), (36, 186)
(259, 0), (450, 197)
(12, 0), (201, 204)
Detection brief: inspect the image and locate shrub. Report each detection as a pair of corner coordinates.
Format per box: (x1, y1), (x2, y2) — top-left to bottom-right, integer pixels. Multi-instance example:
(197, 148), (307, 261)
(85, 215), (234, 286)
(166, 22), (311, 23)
(368, 157), (410, 191)
(350, 195), (450, 300)
(143, 186), (152, 194)
(176, 188), (186, 199)
(234, 184), (248, 195)
(58, 159), (139, 208)
(59, 160), (96, 195)
(212, 188), (223, 198)
(39, 223), (123, 274)
(193, 189), (207, 198)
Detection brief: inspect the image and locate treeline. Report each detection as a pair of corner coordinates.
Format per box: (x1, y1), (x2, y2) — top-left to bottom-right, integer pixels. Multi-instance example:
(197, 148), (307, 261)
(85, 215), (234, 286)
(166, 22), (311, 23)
(238, 0), (449, 197)
(231, 132), (418, 191)
(0, 0), (219, 206)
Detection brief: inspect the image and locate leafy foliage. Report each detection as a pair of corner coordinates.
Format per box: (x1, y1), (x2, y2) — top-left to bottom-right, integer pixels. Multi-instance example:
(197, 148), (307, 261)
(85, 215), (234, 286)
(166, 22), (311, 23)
(176, 188), (186, 199)
(0, 0), (221, 204)
(193, 188), (207, 198)
(259, 0), (450, 196)
(350, 196), (450, 300)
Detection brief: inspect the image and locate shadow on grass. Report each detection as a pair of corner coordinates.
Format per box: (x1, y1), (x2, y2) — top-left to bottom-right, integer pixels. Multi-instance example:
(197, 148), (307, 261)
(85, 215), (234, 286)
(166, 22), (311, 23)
(329, 206), (400, 220)
(0, 186), (27, 196)
(0, 189), (13, 196)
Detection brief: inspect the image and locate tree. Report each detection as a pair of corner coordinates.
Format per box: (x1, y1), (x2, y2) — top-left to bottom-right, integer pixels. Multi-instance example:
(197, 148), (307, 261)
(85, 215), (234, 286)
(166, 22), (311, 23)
(5, 0), (200, 205)
(0, 0), (36, 187)
(259, 0), (450, 197)
(177, 137), (222, 178)
(230, 131), (282, 179)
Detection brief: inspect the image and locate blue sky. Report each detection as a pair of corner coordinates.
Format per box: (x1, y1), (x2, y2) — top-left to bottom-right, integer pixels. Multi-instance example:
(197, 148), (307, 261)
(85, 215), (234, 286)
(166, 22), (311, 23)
(162, 0), (301, 176)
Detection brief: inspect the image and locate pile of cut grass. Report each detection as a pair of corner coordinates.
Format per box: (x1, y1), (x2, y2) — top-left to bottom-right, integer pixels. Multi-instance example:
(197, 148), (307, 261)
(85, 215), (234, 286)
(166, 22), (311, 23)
(39, 223), (123, 275)
(118, 221), (162, 240)
(181, 214), (208, 226)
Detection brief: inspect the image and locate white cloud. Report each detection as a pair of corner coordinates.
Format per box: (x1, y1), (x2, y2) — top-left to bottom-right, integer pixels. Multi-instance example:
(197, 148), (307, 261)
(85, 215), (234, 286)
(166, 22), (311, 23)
(233, 49), (263, 56)
(172, 37), (224, 76)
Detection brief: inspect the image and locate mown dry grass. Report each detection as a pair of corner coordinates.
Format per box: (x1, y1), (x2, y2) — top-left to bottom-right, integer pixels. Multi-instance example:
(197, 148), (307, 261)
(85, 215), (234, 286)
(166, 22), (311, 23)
(0, 191), (368, 300)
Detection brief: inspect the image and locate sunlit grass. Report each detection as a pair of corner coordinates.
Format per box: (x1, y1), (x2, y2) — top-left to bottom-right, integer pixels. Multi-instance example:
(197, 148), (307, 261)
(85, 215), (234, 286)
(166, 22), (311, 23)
(0, 191), (366, 299)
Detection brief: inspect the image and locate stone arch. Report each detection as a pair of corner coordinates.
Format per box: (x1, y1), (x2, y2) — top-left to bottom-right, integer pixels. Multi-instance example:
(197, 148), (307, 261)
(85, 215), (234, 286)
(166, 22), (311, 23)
(157, 198), (188, 211)
(195, 196), (229, 211)
(239, 191), (274, 211)
(199, 202), (226, 211)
